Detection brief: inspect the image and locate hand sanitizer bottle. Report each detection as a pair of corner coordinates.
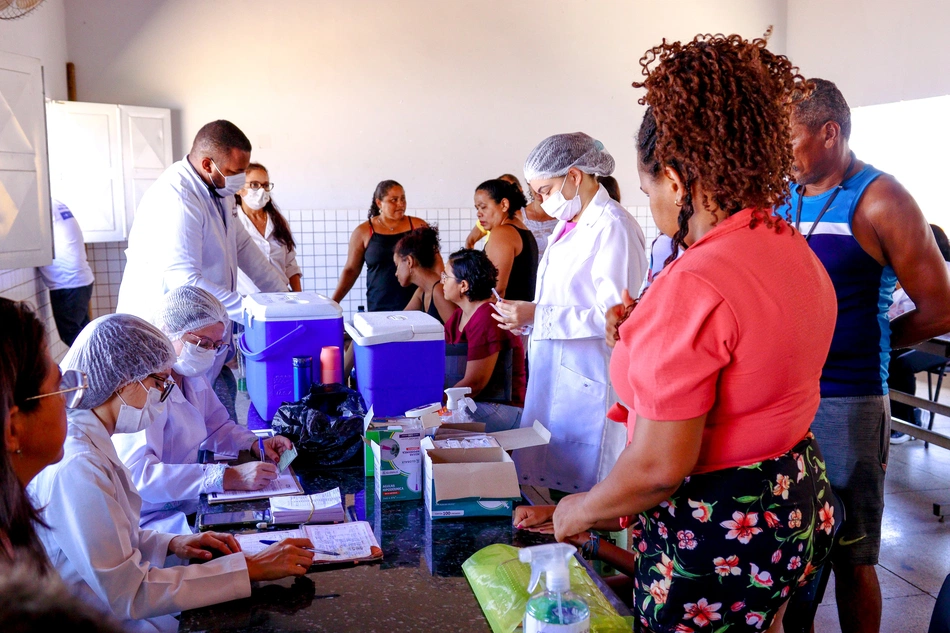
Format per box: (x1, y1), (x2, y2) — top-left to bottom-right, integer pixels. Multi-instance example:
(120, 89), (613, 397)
(443, 387), (477, 424)
(519, 543), (590, 633)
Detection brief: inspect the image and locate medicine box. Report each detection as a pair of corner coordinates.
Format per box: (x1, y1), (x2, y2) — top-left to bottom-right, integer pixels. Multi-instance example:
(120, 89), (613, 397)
(370, 420), (423, 502)
(421, 421), (551, 520)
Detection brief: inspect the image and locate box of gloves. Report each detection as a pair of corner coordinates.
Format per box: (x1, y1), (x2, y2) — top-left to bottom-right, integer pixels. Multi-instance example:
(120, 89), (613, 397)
(420, 421), (550, 520)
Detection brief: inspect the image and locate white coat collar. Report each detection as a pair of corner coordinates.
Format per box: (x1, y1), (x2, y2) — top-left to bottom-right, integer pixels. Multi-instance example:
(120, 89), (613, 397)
(238, 207), (273, 240)
(577, 184), (612, 228)
(68, 408), (129, 473)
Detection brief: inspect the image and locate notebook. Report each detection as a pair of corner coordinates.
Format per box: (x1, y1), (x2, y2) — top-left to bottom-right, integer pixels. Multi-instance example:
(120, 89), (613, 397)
(236, 522), (383, 565)
(207, 467), (304, 504)
(269, 488), (345, 524)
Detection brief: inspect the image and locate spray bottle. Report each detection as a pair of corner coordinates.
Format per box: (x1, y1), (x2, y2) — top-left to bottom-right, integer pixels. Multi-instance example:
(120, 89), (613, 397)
(442, 387), (477, 424)
(519, 543), (590, 632)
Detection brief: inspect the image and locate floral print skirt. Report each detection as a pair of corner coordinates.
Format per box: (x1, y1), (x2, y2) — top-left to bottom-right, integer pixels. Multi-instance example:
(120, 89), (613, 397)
(629, 433), (834, 632)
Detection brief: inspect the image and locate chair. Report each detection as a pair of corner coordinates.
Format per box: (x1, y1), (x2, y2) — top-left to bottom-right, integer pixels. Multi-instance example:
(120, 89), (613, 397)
(929, 572), (950, 633)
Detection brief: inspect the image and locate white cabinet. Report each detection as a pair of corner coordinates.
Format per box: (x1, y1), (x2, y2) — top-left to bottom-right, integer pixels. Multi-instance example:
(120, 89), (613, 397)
(0, 51), (52, 269)
(46, 101), (173, 243)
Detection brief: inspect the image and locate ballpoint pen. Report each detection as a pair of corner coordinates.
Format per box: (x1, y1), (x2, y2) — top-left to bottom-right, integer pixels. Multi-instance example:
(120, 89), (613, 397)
(258, 436), (265, 462)
(258, 540), (338, 556)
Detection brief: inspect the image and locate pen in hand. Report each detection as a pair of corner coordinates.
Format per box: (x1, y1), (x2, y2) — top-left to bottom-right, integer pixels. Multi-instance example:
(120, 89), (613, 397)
(258, 436), (266, 462)
(258, 540), (338, 556)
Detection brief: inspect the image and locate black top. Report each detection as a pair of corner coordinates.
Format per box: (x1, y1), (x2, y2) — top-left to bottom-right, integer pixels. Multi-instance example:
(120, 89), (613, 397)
(425, 284), (444, 325)
(365, 217), (416, 312)
(504, 226), (539, 302)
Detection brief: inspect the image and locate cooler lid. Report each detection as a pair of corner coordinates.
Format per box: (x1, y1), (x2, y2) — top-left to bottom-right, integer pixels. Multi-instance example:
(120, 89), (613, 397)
(347, 311), (444, 345)
(243, 292), (343, 322)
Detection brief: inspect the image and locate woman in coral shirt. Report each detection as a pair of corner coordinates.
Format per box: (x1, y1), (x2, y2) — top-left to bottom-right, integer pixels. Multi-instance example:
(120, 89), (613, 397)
(516, 34), (839, 633)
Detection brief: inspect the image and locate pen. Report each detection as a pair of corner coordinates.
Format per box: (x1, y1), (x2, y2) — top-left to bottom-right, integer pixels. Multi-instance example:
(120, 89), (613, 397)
(258, 540), (338, 556)
(258, 436), (265, 462)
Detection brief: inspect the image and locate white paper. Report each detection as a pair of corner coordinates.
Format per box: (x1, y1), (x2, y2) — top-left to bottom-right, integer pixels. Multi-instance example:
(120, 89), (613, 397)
(208, 470), (302, 504)
(303, 522), (375, 561)
(236, 529), (303, 555)
(271, 488), (341, 512)
(432, 436), (498, 449)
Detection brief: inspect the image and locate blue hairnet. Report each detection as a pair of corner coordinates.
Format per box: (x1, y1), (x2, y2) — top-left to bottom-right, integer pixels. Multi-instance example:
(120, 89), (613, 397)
(61, 313), (175, 409)
(153, 286), (229, 341)
(523, 132), (615, 182)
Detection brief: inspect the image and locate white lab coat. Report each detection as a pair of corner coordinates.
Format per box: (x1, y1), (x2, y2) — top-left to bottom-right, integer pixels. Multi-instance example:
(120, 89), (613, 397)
(28, 409), (252, 633)
(112, 374), (259, 535)
(514, 185), (647, 493)
(236, 209), (301, 295)
(116, 156), (287, 323)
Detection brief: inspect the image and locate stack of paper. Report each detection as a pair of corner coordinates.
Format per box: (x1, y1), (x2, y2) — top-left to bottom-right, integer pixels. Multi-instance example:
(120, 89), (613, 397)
(269, 488), (345, 524)
(236, 521), (382, 565)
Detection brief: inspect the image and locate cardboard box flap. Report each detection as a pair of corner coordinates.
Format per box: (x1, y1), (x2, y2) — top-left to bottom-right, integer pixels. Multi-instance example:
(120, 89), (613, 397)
(431, 459), (521, 502)
(490, 420), (551, 451)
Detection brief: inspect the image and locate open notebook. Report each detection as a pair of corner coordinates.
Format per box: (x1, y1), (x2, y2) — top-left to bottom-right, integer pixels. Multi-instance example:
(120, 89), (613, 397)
(236, 522), (383, 565)
(207, 468), (304, 504)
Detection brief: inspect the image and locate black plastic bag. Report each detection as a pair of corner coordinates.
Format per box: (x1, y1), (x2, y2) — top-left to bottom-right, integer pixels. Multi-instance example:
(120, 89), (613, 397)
(271, 383), (367, 466)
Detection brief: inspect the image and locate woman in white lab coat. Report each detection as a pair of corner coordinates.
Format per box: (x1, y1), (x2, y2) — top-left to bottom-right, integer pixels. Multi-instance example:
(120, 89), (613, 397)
(113, 286), (293, 534)
(29, 314), (313, 633)
(494, 133), (647, 495)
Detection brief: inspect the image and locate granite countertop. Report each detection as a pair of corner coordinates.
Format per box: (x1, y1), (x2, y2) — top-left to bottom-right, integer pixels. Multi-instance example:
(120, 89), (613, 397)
(179, 463), (631, 632)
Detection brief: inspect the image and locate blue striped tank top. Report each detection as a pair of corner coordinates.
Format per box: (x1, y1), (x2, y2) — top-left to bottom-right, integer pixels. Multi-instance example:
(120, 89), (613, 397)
(774, 163), (896, 397)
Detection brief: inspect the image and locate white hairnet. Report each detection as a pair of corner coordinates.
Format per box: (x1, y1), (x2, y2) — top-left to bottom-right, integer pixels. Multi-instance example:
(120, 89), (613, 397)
(153, 286), (229, 341)
(523, 132), (616, 182)
(61, 313), (175, 410)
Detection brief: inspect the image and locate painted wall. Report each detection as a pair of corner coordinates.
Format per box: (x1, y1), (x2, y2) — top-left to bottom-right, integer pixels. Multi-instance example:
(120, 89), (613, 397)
(63, 0), (786, 210)
(786, 0), (950, 107)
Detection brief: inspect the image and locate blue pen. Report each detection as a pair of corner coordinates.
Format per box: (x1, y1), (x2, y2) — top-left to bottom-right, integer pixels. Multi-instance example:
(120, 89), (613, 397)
(258, 540), (337, 556)
(258, 436), (265, 462)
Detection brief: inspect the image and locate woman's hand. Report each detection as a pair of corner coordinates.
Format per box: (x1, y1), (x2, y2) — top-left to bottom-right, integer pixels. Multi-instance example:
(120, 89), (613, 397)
(491, 299), (536, 333)
(553, 493), (595, 543)
(606, 289), (637, 349)
(513, 505), (556, 533)
(169, 531), (240, 561)
(224, 461), (279, 491)
(263, 435), (294, 462)
(245, 538), (315, 581)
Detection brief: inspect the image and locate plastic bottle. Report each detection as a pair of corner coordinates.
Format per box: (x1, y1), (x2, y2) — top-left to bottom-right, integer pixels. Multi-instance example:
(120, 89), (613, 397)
(292, 356), (312, 401)
(519, 543), (590, 633)
(442, 387), (477, 424)
(320, 345), (342, 384)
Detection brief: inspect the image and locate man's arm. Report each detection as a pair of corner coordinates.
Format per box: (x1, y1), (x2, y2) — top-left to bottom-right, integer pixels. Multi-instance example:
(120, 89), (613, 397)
(235, 220), (289, 293)
(853, 175), (950, 348)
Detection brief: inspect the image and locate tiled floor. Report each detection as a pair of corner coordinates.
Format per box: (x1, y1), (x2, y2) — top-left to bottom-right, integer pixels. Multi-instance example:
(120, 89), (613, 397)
(814, 377), (950, 632)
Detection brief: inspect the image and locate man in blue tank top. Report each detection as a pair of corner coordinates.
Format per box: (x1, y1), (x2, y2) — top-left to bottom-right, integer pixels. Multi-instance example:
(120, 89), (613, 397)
(775, 79), (950, 633)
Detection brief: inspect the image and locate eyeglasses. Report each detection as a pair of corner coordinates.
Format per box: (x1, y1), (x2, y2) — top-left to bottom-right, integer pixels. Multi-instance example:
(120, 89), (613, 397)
(147, 374), (177, 403)
(245, 181), (275, 192)
(440, 271), (457, 283)
(25, 369), (88, 409)
(184, 332), (229, 351)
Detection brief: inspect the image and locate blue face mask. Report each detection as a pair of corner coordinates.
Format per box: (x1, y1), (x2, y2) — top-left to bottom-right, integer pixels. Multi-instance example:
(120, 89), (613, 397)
(211, 160), (245, 196)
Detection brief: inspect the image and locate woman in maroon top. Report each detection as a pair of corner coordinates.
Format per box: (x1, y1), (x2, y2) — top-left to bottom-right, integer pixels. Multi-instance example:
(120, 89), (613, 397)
(443, 249), (526, 431)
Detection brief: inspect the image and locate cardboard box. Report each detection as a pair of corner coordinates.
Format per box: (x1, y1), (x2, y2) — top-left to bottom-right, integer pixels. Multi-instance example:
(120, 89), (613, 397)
(421, 421), (550, 520)
(371, 421), (424, 502)
(364, 405), (442, 476)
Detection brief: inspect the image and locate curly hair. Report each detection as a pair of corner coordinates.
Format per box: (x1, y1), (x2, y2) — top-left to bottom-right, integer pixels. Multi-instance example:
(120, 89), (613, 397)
(632, 32), (809, 254)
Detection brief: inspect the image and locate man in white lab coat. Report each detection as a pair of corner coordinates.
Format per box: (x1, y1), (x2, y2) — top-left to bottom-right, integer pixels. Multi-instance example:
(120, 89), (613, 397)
(117, 120), (286, 324)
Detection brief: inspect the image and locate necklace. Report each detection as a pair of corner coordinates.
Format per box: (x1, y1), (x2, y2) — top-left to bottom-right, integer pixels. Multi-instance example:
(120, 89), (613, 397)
(376, 216), (400, 232)
(794, 153), (857, 241)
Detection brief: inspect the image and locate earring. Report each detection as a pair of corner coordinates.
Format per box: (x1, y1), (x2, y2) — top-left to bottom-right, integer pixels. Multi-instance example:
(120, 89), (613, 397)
(675, 199), (683, 207)
(14, 449), (22, 455)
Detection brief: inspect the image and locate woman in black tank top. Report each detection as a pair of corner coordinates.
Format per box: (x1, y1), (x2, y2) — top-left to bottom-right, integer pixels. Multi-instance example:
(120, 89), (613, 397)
(394, 226), (456, 324)
(473, 179), (539, 301)
(332, 180), (427, 312)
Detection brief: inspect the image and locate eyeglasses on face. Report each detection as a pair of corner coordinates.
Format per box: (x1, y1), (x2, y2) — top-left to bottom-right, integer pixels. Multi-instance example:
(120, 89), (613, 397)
(245, 181), (275, 192)
(440, 271), (457, 283)
(24, 368), (88, 409)
(184, 332), (228, 351)
(146, 374), (177, 403)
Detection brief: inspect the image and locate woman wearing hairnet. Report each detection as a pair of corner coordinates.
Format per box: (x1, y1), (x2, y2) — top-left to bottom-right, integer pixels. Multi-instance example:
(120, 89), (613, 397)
(493, 133), (647, 495)
(112, 286), (294, 534)
(28, 314), (314, 633)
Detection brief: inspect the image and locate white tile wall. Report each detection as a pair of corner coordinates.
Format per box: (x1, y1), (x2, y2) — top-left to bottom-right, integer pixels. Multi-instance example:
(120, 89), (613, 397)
(0, 268), (70, 362)
(82, 206), (661, 323)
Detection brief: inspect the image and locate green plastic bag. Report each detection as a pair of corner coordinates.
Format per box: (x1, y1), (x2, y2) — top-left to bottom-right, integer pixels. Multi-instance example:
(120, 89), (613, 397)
(462, 543), (634, 633)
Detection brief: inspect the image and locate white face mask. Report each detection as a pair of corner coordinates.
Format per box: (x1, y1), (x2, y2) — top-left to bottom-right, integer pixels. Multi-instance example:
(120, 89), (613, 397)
(211, 160), (245, 196)
(541, 172), (583, 221)
(114, 382), (166, 434)
(243, 188), (270, 210)
(173, 341), (219, 377)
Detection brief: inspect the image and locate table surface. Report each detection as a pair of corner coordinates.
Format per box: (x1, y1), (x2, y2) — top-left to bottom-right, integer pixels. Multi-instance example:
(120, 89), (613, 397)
(179, 463), (631, 633)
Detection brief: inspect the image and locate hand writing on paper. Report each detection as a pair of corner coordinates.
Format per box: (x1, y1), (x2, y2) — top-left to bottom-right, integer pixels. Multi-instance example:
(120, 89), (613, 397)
(491, 299), (536, 334)
(263, 435), (294, 461)
(169, 531), (240, 561)
(246, 538), (315, 580)
(606, 289), (637, 349)
(224, 461), (279, 490)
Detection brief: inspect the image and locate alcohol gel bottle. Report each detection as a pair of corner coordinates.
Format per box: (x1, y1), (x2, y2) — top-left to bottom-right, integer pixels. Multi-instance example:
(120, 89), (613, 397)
(519, 543), (590, 633)
(442, 387), (477, 424)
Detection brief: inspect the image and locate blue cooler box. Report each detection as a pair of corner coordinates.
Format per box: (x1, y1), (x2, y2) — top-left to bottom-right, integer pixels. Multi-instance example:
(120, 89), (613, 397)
(345, 311), (445, 417)
(239, 292), (344, 421)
